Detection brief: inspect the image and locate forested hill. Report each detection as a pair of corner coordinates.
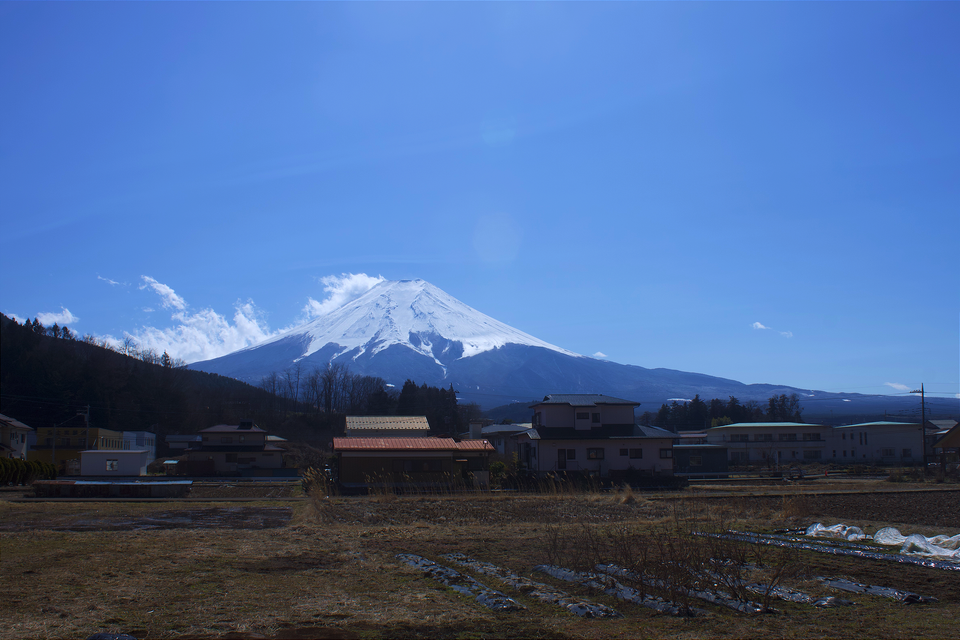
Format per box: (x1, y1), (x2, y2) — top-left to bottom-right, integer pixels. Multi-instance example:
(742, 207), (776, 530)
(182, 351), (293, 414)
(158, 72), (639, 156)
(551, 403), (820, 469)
(0, 314), (305, 448)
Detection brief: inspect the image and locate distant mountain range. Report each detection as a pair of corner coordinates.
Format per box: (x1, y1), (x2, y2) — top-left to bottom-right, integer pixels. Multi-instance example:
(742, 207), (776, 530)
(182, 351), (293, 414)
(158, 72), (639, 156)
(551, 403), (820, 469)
(189, 279), (957, 421)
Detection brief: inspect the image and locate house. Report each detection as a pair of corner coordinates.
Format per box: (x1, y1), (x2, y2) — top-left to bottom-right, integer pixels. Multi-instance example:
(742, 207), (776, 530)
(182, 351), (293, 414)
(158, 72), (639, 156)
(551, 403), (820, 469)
(121, 431), (157, 462)
(704, 422), (829, 466)
(673, 444), (729, 476)
(0, 413), (33, 460)
(332, 436), (495, 492)
(933, 422), (960, 471)
(829, 422), (927, 465)
(181, 421), (286, 476)
(344, 416), (431, 437)
(516, 394), (676, 479)
(80, 449), (151, 476)
(28, 426), (125, 475)
(481, 423), (533, 457)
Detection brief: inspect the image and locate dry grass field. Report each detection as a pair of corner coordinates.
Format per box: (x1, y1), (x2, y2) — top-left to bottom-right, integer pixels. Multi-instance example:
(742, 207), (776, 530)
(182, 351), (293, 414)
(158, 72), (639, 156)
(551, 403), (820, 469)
(1, 480), (958, 639)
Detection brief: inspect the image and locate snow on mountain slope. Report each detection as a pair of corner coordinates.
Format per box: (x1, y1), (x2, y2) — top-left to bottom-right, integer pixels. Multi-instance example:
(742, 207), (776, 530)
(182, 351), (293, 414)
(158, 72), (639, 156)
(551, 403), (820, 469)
(253, 279), (578, 366)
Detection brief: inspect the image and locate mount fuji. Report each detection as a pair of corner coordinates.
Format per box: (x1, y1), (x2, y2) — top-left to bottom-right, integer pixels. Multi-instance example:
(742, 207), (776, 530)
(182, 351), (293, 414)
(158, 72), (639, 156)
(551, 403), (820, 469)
(188, 279), (939, 419)
(190, 279), (802, 406)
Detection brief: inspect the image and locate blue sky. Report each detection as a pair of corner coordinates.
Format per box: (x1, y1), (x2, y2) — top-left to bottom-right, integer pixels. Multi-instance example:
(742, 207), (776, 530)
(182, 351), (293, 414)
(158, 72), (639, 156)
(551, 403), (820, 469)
(1, 2), (957, 401)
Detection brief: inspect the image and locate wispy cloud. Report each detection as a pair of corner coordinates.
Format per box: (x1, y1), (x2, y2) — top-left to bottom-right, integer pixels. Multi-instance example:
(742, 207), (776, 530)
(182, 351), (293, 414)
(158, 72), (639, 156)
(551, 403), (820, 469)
(97, 275), (124, 286)
(121, 273), (386, 364)
(592, 351), (608, 359)
(302, 273), (384, 319)
(140, 276), (187, 311)
(120, 277), (276, 363)
(884, 382), (911, 392)
(37, 307), (79, 326)
(751, 321), (793, 338)
(6, 312), (25, 324)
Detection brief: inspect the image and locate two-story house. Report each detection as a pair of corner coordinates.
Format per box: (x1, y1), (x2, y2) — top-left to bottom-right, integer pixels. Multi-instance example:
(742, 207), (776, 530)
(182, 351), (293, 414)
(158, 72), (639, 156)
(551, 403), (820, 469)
(182, 421), (285, 476)
(0, 413), (33, 460)
(704, 422), (829, 466)
(515, 394), (675, 478)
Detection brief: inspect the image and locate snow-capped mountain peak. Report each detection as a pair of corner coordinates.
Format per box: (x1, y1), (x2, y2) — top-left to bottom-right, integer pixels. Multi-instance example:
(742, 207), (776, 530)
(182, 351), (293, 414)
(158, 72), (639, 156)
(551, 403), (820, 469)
(259, 279), (578, 366)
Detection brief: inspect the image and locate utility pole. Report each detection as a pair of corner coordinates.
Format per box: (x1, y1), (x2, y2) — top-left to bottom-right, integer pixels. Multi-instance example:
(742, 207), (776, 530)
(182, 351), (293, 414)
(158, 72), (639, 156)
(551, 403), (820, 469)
(79, 405), (90, 450)
(911, 384), (926, 477)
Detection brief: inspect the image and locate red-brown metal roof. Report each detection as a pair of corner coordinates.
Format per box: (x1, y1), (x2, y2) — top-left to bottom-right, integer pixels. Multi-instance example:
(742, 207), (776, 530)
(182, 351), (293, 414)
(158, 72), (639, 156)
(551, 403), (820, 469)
(333, 437), (494, 452)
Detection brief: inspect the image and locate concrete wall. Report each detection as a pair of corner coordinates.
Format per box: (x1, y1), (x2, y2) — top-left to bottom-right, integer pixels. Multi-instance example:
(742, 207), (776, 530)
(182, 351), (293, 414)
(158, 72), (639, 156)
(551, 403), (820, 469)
(80, 450), (150, 476)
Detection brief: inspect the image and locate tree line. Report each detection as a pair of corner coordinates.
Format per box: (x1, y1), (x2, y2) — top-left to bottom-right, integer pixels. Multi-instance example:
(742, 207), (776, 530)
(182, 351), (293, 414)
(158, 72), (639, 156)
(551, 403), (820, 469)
(640, 393), (804, 431)
(258, 362), (481, 434)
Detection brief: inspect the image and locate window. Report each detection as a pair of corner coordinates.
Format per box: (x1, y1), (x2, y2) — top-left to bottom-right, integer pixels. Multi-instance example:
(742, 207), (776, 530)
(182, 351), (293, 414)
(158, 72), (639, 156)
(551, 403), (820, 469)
(779, 433), (797, 442)
(689, 455), (702, 467)
(802, 433), (821, 441)
(221, 437), (233, 444)
(586, 448), (604, 460)
(881, 448), (895, 457)
(859, 433), (863, 445)
(842, 432), (846, 440)
(592, 413), (601, 424)
(659, 449), (673, 459)
(576, 412), (589, 420)
(629, 448), (643, 459)
(902, 449), (912, 458)
(61, 438), (70, 447)
(619, 448), (628, 457)
(755, 433), (773, 442)
(731, 434), (749, 442)
(843, 450), (847, 457)
(105, 459), (118, 471)
(864, 433), (868, 445)
(77, 438), (85, 448)
(803, 450), (822, 460)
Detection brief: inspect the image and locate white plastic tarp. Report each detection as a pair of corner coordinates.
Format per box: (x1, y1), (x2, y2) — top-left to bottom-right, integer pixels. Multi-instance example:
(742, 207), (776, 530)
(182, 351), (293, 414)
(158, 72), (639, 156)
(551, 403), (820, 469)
(806, 523), (960, 561)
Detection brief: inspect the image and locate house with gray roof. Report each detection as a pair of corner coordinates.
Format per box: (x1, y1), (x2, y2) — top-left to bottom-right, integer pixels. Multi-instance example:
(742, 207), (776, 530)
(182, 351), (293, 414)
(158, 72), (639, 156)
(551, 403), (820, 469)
(515, 394), (676, 479)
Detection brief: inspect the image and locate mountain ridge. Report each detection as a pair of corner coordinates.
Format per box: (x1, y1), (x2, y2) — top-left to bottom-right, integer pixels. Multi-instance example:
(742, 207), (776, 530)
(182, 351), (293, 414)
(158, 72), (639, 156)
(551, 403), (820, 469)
(188, 279), (957, 419)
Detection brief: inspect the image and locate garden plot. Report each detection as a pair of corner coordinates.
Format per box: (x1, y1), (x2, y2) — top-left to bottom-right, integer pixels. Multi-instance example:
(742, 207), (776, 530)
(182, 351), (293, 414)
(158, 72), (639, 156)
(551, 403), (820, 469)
(696, 530), (960, 571)
(531, 564), (705, 616)
(396, 554), (524, 612)
(442, 552), (622, 618)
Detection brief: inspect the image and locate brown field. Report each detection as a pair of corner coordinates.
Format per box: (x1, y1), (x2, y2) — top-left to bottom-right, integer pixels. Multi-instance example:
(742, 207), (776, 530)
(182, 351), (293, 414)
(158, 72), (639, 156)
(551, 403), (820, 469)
(1, 480), (958, 640)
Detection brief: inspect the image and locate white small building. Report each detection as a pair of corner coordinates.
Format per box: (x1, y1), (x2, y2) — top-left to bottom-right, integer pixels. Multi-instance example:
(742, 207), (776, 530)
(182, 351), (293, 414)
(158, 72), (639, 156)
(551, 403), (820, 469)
(80, 449), (151, 476)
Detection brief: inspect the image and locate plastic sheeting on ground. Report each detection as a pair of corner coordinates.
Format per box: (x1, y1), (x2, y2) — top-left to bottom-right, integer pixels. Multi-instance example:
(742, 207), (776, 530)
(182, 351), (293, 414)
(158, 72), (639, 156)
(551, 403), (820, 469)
(694, 531), (960, 572)
(396, 554), (525, 612)
(873, 527), (960, 561)
(596, 564), (772, 614)
(817, 577), (938, 604)
(805, 523), (869, 541)
(442, 552), (622, 618)
(532, 564), (704, 617)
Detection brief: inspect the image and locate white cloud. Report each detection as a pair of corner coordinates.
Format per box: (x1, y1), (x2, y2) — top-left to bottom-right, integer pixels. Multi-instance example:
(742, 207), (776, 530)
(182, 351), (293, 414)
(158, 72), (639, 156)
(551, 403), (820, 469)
(97, 275), (123, 286)
(751, 321), (793, 338)
(121, 276), (278, 363)
(884, 382), (911, 392)
(6, 312), (26, 324)
(592, 351), (608, 359)
(139, 276), (186, 311)
(302, 273), (384, 319)
(37, 307), (79, 326)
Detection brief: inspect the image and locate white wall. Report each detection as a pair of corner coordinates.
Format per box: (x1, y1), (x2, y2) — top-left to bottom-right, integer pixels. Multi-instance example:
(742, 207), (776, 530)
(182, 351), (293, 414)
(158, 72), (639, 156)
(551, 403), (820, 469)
(80, 450), (150, 476)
